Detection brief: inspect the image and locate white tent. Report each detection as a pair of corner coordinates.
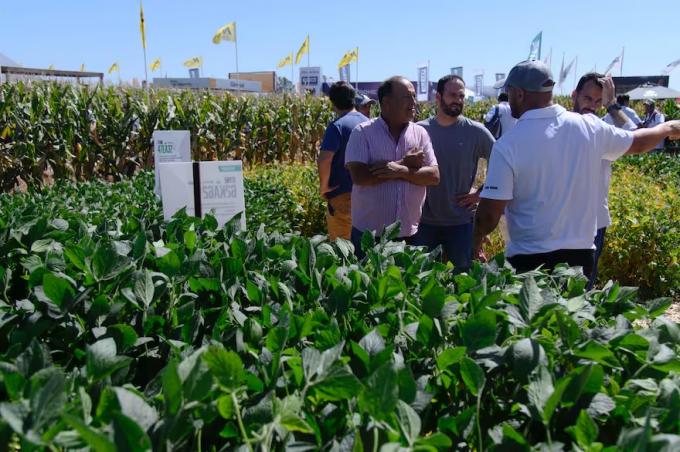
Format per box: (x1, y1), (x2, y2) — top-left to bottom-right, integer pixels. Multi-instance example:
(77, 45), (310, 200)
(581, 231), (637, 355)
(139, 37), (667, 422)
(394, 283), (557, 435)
(0, 52), (20, 67)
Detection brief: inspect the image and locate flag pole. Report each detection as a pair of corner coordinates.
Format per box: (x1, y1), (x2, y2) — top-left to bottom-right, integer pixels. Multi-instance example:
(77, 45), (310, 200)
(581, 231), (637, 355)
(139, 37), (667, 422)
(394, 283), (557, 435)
(560, 52), (565, 95)
(620, 47), (624, 77)
(573, 56), (578, 91)
(538, 32), (542, 61)
(292, 52), (295, 95)
(141, 1), (148, 87)
(355, 47), (359, 91)
(235, 38), (240, 95)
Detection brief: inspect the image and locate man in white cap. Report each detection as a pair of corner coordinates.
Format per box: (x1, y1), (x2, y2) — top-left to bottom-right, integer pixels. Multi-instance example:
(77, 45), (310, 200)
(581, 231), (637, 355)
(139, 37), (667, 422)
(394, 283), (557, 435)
(473, 60), (680, 278)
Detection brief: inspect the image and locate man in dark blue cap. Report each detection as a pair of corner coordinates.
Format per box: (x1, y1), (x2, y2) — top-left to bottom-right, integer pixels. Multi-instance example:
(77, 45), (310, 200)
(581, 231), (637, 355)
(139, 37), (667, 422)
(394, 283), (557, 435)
(472, 60), (680, 279)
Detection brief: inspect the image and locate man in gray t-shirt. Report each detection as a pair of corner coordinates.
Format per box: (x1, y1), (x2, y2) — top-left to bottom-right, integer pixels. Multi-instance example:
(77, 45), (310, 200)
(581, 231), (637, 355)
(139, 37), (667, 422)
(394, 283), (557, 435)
(412, 75), (495, 271)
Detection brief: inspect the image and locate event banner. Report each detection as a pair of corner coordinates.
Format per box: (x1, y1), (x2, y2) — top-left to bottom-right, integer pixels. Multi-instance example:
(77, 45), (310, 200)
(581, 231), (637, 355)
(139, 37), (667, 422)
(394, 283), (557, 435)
(153, 130), (191, 196)
(450, 66), (463, 78)
(300, 66), (322, 95)
(158, 160), (246, 230)
(474, 74), (484, 97)
(417, 65), (428, 102)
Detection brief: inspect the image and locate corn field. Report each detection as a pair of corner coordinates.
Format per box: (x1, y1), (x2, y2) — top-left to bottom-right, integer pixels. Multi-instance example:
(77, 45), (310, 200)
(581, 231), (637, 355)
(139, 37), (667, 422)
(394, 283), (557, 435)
(0, 83), (335, 190)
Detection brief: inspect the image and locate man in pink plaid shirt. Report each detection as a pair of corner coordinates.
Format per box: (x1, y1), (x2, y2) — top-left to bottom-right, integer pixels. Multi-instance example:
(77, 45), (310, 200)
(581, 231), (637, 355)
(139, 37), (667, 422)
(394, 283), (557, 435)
(345, 76), (440, 257)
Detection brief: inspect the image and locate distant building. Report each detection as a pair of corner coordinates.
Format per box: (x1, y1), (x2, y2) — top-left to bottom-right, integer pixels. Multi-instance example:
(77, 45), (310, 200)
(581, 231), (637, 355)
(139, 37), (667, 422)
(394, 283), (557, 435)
(153, 77), (261, 93)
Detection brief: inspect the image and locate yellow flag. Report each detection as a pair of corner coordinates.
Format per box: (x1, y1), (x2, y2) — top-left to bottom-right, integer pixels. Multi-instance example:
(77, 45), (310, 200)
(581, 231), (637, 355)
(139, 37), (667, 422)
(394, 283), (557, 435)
(183, 56), (202, 68)
(277, 53), (293, 69)
(108, 62), (120, 74)
(347, 47), (359, 64)
(80, 63), (85, 72)
(338, 51), (350, 69)
(212, 22), (236, 44)
(295, 35), (309, 65)
(150, 58), (161, 72)
(139, 1), (147, 49)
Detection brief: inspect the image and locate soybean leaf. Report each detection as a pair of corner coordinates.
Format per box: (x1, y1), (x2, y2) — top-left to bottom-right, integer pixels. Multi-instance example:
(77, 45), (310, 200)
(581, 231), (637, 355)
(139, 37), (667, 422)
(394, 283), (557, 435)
(86, 338), (132, 382)
(460, 357), (485, 396)
(396, 400), (421, 446)
(62, 413), (116, 452)
(112, 412), (152, 452)
(203, 345), (243, 390)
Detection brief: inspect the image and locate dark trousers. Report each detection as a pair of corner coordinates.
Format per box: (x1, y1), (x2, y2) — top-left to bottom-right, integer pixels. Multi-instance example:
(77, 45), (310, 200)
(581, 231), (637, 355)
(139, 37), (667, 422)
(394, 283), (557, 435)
(351, 227), (414, 259)
(410, 222), (473, 273)
(507, 248), (595, 279)
(588, 227), (607, 289)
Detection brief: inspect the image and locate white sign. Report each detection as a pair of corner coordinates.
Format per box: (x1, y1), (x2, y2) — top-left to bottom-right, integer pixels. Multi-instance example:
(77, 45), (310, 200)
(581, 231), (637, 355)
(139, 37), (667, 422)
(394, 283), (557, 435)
(417, 66), (428, 101)
(159, 161), (246, 230)
(300, 66), (322, 95)
(153, 130), (191, 196)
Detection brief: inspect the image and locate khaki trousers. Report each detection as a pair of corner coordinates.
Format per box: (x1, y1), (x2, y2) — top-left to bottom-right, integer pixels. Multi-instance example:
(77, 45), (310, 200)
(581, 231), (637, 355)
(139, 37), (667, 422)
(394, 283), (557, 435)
(326, 192), (352, 241)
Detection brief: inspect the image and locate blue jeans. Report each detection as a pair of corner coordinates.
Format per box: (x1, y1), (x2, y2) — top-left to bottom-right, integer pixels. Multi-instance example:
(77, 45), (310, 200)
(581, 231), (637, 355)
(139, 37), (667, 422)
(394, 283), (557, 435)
(588, 227), (607, 289)
(410, 222), (473, 272)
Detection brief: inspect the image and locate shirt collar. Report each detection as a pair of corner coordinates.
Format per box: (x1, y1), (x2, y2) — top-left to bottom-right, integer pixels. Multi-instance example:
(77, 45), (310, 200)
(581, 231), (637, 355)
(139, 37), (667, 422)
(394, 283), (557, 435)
(377, 116), (413, 133)
(518, 104), (566, 121)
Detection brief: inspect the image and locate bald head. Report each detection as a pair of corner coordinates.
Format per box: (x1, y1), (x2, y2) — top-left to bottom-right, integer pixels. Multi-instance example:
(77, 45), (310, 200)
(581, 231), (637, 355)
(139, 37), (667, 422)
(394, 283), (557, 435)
(507, 87), (553, 119)
(378, 76), (416, 126)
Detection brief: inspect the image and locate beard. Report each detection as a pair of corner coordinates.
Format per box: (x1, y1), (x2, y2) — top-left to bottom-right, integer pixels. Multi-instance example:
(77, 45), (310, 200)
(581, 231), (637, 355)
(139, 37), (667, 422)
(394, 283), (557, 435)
(573, 99), (595, 115)
(441, 101), (463, 117)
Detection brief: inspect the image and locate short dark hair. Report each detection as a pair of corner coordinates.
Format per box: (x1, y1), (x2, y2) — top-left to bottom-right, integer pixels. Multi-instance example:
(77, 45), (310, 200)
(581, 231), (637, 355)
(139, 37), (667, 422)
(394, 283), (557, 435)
(378, 76), (409, 104)
(328, 81), (356, 110)
(617, 94), (629, 104)
(575, 72), (604, 93)
(498, 93), (509, 102)
(436, 75), (465, 95)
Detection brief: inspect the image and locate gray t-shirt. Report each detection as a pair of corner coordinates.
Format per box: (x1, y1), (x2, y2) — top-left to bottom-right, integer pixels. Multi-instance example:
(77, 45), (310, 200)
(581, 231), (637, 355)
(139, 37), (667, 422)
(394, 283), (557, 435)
(417, 116), (495, 226)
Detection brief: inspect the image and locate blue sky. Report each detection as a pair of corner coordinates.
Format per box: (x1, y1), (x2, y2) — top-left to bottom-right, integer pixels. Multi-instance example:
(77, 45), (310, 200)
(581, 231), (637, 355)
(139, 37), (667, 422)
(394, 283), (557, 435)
(3, 0), (680, 90)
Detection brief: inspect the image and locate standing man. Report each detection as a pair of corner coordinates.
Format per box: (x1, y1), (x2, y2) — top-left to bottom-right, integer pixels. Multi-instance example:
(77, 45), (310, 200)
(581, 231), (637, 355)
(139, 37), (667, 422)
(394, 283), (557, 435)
(483, 92), (518, 139)
(345, 76), (440, 256)
(616, 94), (643, 127)
(642, 100), (666, 151)
(318, 81), (368, 240)
(473, 60), (680, 278)
(355, 94), (377, 118)
(411, 75), (495, 272)
(571, 72), (636, 287)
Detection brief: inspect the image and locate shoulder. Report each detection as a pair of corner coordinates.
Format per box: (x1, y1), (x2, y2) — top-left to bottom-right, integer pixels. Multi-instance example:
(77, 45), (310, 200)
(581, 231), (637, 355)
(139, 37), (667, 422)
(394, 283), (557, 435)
(416, 117), (433, 127)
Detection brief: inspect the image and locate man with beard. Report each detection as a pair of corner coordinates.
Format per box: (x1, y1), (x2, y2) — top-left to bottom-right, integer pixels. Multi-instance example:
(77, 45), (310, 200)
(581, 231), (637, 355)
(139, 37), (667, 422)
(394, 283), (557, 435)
(345, 76), (440, 257)
(411, 75), (495, 271)
(571, 73), (635, 288)
(473, 60), (680, 279)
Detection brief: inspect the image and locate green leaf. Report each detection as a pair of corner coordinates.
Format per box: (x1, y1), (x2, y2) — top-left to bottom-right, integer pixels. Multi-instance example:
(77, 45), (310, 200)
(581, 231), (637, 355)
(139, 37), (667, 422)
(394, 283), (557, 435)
(421, 279), (446, 318)
(157, 250), (181, 276)
(62, 413), (116, 452)
(460, 357), (485, 396)
(108, 325), (138, 352)
(519, 276), (543, 322)
(461, 310), (496, 351)
(587, 393), (616, 419)
(562, 365), (604, 407)
(161, 360), (182, 416)
(29, 368), (66, 432)
(217, 395), (234, 419)
(510, 338), (547, 380)
(436, 347), (467, 371)
(86, 338), (132, 382)
(309, 364), (361, 402)
(112, 412), (152, 452)
(358, 329), (385, 356)
(203, 345), (243, 390)
(358, 363), (398, 421)
(528, 366), (554, 422)
(574, 341), (621, 368)
(396, 400), (421, 446)
(568, 410), (599, 448)
(42, 272), (75, 308)
(416, 314), (434, 346)
(112, 387), (158, 431)
(133, 270), (154, 308)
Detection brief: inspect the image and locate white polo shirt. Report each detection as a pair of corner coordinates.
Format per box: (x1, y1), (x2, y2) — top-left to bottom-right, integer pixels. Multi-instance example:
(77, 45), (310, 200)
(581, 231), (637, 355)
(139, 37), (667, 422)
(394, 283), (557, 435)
(599, 115), (637, 229)
(481, 105), (633, 257)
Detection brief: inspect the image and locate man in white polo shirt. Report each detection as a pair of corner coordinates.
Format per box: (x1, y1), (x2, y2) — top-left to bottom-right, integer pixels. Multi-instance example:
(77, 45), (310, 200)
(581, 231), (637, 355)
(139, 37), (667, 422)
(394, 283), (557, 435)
(472, 60), (680, 278)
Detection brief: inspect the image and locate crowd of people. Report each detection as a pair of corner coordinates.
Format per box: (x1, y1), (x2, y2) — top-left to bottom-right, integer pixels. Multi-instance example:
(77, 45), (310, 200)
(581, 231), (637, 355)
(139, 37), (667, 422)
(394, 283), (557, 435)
(317, 60), (680, 283)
